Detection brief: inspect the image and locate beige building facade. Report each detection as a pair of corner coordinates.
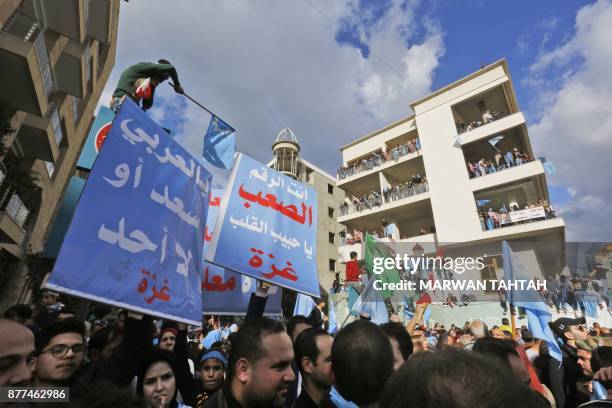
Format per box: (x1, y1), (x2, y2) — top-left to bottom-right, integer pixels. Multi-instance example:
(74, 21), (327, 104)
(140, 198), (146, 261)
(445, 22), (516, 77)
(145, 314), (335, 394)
(0, 0), (120, 310)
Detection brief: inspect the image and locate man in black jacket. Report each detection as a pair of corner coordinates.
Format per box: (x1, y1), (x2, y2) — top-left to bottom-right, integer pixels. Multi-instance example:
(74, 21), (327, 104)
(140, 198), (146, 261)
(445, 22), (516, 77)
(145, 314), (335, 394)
(293, 328), (333, 408)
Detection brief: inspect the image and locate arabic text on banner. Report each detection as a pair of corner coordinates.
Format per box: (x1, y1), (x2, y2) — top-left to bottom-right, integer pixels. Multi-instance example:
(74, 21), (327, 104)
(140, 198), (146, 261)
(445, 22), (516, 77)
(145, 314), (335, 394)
(47, 99), (211, 325)
(206, 153), (320, 297)
(202, 189), (282, 315)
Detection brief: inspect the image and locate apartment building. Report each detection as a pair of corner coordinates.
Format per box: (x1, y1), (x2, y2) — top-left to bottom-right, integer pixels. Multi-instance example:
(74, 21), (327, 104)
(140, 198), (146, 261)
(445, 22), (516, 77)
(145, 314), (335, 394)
(269, 128), (345, 292)
(0, 0), (120, 310)
(337, 60), (566, 291)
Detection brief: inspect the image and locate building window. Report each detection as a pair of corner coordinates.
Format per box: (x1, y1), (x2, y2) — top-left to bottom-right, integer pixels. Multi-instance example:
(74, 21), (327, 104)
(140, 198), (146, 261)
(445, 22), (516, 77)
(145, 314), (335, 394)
(44, 161), (55, 178)
(328, 207), (334, 218)
(328, 232), (335, 244)
(329, 259), (336, 272)
(328, 184), (334, 194)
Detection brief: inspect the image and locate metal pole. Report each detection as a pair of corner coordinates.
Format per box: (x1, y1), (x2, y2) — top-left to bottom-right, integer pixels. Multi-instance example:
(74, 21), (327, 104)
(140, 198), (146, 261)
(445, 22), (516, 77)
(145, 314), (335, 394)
(168, 83), (235, 132)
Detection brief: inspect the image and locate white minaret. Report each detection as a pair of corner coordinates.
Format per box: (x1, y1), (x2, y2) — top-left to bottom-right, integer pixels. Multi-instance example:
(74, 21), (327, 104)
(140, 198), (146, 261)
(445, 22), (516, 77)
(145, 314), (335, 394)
(272, 127), (300, 179)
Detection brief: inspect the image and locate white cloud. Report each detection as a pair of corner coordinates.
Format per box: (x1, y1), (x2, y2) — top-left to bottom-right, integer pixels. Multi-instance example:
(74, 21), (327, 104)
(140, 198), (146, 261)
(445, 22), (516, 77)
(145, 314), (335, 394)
(528, 0), (612, 241)
(101, 0), (445, 173)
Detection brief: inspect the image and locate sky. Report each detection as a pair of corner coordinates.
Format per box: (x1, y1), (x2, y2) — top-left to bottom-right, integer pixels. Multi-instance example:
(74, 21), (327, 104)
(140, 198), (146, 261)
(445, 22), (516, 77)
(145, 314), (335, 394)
(99, 0), (612, 241)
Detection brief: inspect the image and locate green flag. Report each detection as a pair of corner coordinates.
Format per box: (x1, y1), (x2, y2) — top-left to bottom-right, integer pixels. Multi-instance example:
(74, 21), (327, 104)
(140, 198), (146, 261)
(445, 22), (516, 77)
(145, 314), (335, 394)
(364, 234), (401, 299)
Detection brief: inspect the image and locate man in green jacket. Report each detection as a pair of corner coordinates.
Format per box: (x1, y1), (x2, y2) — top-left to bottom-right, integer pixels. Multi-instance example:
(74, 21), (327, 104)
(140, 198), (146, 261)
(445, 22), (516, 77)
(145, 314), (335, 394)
(110, 59), (184, 112)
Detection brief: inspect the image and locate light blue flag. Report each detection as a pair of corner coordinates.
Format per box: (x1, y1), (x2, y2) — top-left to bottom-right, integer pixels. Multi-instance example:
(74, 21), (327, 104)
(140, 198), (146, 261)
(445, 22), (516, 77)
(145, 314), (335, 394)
(580, 292), (600, 318)
(502, 241), (562, 362)
(476, 199), (491, 207)
(453, 134), (463, 146)
(488, 135), (504, 146)
(294, 293), (315, 317)
(350, 276), (389, 325)
(202, 328), (222, 349)
(328, 297), (338, 334)
(203, 116), (235, 170)
(423, 305), (431, 327)
(542, 161), (556, 176)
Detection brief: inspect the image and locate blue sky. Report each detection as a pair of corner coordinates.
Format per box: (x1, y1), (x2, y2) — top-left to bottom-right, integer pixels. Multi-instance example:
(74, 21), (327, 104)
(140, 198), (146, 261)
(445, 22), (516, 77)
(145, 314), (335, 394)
(101, 0), (612, 240)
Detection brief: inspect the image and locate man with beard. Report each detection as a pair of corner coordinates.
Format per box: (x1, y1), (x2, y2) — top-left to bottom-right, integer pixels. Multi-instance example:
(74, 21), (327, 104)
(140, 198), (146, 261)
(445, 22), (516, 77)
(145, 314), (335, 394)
(34, 318), (85, 387)
(206, 317), (295, 408)
(0, 319), (36, 386)
(293, 328), (333, 407)
(551, 316), (592, 407)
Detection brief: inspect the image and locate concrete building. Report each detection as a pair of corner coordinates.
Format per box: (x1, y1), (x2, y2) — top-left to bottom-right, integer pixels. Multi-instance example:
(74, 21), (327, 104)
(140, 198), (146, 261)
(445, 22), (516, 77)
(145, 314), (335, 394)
(336, 60), (565, 294)
(0, 0), (120, 310)
(270, 128), (345, 292)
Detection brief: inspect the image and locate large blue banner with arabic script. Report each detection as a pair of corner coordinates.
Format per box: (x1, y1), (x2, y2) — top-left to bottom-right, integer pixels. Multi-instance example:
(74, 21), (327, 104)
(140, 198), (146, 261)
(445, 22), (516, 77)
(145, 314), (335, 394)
(202, 191), (282, 315)
(47, 99), (211, 325)
(206, 153), (320, 297)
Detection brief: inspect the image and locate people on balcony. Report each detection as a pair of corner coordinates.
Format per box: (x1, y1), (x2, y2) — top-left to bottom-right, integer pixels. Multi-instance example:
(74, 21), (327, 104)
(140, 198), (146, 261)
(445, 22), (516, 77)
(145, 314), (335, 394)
(456, 110), (506, 134)
(337, 138), (421, 179)
(383, 176), (428, 203)
(467, 146), (532, 178)
(478, 199), (552, 231)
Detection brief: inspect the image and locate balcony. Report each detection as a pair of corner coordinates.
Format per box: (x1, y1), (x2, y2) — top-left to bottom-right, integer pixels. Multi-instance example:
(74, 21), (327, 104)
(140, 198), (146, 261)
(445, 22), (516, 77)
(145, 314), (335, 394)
(474, 176), (561, 236)
(0, 192), (29, 245)
(457, 112), (526, 145)
(14, 102), (62, 162)
(470, 160), (545, 192)
(337, 138), (421, 184)
(0, 9), (54, 116)
(87, 0), (114, 44)
(338, 233), (438, 262)
(452, 84), (518, 137)
(40, 0), (85, 43)
(54, 39), (86, 98)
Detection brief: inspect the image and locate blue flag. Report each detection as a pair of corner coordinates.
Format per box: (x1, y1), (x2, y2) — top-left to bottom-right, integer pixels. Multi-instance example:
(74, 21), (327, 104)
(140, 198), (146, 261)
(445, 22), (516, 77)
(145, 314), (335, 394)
(47, 99), (211, 325)
(328, 296), (338, 334)
(542, 161), (556, 176)
(350, 276), (389, 325)
(294, 293), (315, 316)
(203, 116), (235, 170)
(502, 241), (562, 362)
(488, 135), (504, 147)
(476, 199), (491, 207)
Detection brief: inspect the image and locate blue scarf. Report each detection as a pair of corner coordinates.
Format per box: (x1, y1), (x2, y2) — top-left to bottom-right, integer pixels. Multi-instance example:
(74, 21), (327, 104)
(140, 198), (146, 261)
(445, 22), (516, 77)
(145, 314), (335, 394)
(329, 386), (359, 408)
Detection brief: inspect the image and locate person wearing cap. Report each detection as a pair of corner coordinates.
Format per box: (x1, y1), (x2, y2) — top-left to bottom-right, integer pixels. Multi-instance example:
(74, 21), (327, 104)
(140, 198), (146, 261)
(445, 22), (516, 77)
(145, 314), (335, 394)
(194, 348), (227, 407)
(110, 59), (184, 113)
(551, 316), (591, 407)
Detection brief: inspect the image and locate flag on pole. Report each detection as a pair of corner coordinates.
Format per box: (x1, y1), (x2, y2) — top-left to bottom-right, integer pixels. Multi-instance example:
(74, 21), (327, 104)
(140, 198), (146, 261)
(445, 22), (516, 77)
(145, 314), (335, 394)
(294, 293), (315, 317)
(364, 234), (401, 299)
(488, 135), (504, 146)
(502, 241), (562, 362)
(350, 275), (389, 325)
(328, 297), (338, 334)
(203, 116), (235, 170)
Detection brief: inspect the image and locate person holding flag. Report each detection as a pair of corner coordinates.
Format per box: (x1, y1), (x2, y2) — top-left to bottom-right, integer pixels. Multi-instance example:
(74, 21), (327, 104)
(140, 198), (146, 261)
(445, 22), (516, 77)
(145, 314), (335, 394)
(110, 59), (184, 113)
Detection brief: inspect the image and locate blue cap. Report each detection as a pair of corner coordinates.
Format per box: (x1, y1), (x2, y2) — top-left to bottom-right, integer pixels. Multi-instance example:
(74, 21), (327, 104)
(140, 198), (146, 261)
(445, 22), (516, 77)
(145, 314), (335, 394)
(200, 350), (228, 367)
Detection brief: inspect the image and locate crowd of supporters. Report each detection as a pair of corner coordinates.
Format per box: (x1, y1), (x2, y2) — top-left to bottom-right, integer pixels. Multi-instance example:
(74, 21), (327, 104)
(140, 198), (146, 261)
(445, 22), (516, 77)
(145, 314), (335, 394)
(456, 109), (507, 134)
(468, 146), (533, 178)
(3, 284), (612, 408)
(479, 199), (556, 231)
(337, 138), (421, 180)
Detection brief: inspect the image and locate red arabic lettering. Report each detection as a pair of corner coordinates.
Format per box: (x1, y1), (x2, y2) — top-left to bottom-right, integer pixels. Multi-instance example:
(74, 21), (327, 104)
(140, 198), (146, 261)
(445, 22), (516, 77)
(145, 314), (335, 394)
(238, 184), (312, 225)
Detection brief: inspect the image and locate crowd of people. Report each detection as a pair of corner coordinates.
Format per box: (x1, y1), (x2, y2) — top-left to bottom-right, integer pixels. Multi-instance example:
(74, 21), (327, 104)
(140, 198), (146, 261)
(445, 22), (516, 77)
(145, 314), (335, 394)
(382, 175), (428, 203)
(479, 199), (556, 231)
(3, 284), (612, 407)
(337, 138), (421, 180)
(456, 109), (507, 134)
(467, 146), (533, 178)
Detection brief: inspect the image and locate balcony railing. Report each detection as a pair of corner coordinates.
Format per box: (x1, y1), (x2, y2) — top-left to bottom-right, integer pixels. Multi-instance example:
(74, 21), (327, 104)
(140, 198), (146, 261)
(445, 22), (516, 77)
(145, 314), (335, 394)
(46, 101), (63, 145)
(468, 155), (533, 179)
(3, 193), (29, 228)
(339, 181), (429, 217)
(383, 181), (428, 203)
(456, 111), (507, 135)
(338, 139), (421, 180)
(479, 205), (556, 232)
(0, 162), (6, 187)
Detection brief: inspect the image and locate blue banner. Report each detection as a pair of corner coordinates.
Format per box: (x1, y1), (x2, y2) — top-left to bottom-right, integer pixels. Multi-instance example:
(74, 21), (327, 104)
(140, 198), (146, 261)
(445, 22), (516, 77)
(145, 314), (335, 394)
(202, 190), (281, 315)
(206, 153), (320, 297)
(47, 99), (211, 325)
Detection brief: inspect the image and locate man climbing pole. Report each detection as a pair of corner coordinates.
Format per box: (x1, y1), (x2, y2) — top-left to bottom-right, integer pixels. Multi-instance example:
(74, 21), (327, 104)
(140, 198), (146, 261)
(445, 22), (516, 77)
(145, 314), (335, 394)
(110, 59), (184, 113)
